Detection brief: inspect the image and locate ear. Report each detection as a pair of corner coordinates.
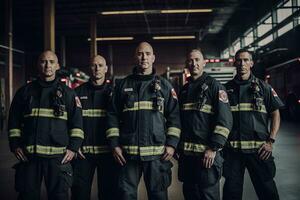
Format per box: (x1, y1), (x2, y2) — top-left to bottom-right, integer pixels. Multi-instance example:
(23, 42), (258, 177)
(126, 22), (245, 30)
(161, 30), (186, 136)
(250, 60), (254, 68)
(57, 63), (61, 70)
(152, 54), (156, 63)
(104, 65), (108, 73)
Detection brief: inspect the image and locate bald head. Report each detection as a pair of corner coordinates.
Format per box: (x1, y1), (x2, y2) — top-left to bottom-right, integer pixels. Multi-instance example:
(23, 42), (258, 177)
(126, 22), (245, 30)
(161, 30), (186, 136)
(38, 50), (59, 81)
(135, 42), (155, 74)
(90, 55), (106, 66)
(90, 54), (108, 83)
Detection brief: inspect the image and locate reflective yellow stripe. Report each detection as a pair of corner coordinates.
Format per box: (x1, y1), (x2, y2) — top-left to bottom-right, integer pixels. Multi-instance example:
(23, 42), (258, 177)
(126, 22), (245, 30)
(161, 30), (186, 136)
(122, 145), (165, 156)
(106, 128), (119, 138)
(26, 145), (66, 155)
(229, 141), (265, 149)
(181, 103), (214, 114)
(230, 103), (267, 113)
(9, 129), (21, 137)
(70, 128), (84, 139)
(123, 101), (163, 113)
(82, 109), (106, 117)
(214, 125), (230, 138)
(183, 142), (207, 153)
(81, 145), (110, 154)
(167, 127), (181, 138)
(24, 108), (68, 120)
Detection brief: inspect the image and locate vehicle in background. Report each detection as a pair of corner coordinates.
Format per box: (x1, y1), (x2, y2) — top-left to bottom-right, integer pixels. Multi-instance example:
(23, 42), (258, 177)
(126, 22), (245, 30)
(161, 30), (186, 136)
(265, 57), (300, 121)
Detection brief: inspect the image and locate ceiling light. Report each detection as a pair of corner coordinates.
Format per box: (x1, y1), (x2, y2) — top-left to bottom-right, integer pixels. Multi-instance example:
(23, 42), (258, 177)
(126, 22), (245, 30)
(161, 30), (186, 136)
(152, 35), (196, 40)
(100, 9), (212, 15)
(87, 37), (134, 41)
(160, 9), (213, 14)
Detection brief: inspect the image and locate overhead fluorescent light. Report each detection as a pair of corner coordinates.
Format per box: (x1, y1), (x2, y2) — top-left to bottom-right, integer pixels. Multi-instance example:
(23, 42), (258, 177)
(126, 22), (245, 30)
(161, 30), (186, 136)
(100, 9), (212, 15)
(153, 35), (196, 40)
(88, 37), (134, 41)
(161, 9), (213, 14)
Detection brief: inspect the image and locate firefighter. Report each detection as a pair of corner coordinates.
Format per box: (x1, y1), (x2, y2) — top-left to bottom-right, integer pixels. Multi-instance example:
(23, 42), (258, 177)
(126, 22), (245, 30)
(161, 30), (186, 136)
(106, 42), (181, 200)
(71, 55), (118, 200)
(223, 49), (284, 200)
(8, 50), (84, 200)
(178, 49), (233, 200)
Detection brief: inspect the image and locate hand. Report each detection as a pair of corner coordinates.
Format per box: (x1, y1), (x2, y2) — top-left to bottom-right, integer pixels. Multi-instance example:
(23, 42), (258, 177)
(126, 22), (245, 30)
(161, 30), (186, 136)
(61, 149), (75, 164)
(258, 142), (272, 160)
(113, 147), (126, 166)
(202, 149), (216, 168)
(77, 149), (86, 159)
(161, 146), (175, 161)
(14, 148), (27, 161)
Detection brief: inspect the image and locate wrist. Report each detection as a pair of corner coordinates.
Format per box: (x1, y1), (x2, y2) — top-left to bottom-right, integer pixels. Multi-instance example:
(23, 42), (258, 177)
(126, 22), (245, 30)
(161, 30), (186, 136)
(266, 137), (275, 144)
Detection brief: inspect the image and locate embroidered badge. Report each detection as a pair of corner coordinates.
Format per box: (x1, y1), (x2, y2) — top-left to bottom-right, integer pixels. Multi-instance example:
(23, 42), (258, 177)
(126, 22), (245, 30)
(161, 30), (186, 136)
(75, 96), (82, 108)
(219, 90), (229, 103)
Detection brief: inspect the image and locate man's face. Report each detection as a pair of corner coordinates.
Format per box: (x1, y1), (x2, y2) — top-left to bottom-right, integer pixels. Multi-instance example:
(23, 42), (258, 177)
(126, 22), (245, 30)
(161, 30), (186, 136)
(186, 51), (206, 77)
(135, 43), (155, 70)
(90, 56), (107, 80)
(234, 52), (253, 77)
(38, 51), (59, 79)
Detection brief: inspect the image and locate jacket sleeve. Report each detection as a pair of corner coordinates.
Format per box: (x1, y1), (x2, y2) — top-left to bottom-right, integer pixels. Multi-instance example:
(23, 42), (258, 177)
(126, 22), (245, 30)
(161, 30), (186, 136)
(106, 83), (122, 148)
(8, 88), (24, 152)
(265, 84), (284, 113)
(209, 83), (233, 148)
(67, 90), (84, 152)
(164, 81), (181, 149)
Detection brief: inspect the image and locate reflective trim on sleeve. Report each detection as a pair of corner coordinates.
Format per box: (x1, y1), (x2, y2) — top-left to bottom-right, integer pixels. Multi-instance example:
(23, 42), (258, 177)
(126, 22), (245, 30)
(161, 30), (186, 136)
(106, 128), (120, 138)
(182, 142), (207, 153)
(214, 125), (230, 138)
(230, 103), (267, 113)
(167, 127), (181, 138)
(81, 145), (110, 154)
(70, 128), (84, 139)
(123, 101), (163, 113)
(82, 109), (106, 117)
(229, 141), (265, 150)
(24, 108), (68, 120)
(122, 145), (165, 156)
(26, 145), (66, 155)
(9, 129), (21, 137)
(181, 103), (214, 114)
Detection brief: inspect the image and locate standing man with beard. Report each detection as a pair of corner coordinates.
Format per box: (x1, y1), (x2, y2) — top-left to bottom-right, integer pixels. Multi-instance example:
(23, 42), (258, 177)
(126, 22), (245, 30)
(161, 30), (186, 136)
(8, 50), (84, 200)
(178, 49), (232, 200)
(106, 42), (181, 200)
(72, 55), (118, 200)
(223, 49), (283, 200)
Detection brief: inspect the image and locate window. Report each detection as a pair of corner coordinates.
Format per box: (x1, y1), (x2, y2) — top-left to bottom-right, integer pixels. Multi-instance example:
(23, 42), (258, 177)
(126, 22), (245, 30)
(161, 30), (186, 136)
(233, 40), (241, 53)
(221, 49), (229, 58)
(258, 35), (273, 47)
(244, 31), (254, 46)
(278, 22), (293, 36)
(277, 0), (293, 23)
(257, 16), (272, 37)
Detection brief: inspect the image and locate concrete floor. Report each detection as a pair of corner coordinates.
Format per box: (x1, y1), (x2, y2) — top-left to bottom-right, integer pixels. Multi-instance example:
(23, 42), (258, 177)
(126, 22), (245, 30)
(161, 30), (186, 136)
(0, 121), (300, 200)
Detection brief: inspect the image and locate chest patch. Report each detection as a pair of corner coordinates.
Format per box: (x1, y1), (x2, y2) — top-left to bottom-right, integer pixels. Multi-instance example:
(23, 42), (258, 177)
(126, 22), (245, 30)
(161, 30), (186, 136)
(124, 88), (134, 92)
(80, 96), (88, 100)
(219, 90), (229, 103)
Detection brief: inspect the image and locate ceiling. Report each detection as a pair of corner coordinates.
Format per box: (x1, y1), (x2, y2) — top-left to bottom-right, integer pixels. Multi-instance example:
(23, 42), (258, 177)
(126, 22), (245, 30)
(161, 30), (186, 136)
(11, 0), (280, 49)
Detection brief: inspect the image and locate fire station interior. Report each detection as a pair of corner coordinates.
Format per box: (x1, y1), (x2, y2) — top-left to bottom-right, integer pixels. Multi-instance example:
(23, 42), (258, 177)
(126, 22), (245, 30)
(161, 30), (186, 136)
(1, 0), (300, 199)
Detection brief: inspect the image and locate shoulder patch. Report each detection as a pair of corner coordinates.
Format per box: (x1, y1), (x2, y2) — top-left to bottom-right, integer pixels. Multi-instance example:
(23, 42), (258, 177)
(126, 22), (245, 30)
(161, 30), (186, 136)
(219, 90), (229, 103)
(171, 88), (178, 100)
(75, 96), (82, 108)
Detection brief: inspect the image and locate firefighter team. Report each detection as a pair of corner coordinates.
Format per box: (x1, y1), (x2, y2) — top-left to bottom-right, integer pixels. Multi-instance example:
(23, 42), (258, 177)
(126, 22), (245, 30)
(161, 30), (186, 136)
(8, 42), (283, 200)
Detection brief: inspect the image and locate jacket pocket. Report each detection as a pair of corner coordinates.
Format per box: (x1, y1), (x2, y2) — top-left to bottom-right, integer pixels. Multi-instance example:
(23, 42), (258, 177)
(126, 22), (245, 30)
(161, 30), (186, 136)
(152, 113), (166, 143)
(59, 163), (73, 188)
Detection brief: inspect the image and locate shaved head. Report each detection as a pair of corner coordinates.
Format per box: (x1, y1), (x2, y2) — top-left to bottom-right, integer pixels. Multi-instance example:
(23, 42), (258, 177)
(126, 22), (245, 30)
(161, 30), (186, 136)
(38, 50), (59, 81)
(90, 55), (106, 66)
(38, 50), (58, 63)
(135, 42), (155, 75)
(135, 42), (154, 55)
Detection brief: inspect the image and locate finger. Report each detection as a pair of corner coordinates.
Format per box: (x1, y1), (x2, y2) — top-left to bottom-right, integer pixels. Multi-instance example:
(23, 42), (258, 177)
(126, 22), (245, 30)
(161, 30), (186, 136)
(259, 150), (268, 160)
(61, 154), (68, 164)
(164, 154), (172, 161)
(79, 151), (86, 159)
(116, 156), (124, 166)
(258, 145), (264, 154)
(17, 152), (26, 161)
(118, 153), (126, 165)
(161, 152), (168, 160)
(262, 151), (271, 160)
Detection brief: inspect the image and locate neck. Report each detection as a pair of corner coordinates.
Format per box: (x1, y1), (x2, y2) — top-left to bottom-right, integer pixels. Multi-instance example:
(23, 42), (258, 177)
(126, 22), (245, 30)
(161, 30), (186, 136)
(92, 77), (105, 86)
(192, 72), (203, 81)
(137, 67), (153, 75)
(238, 73), (251, 81)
